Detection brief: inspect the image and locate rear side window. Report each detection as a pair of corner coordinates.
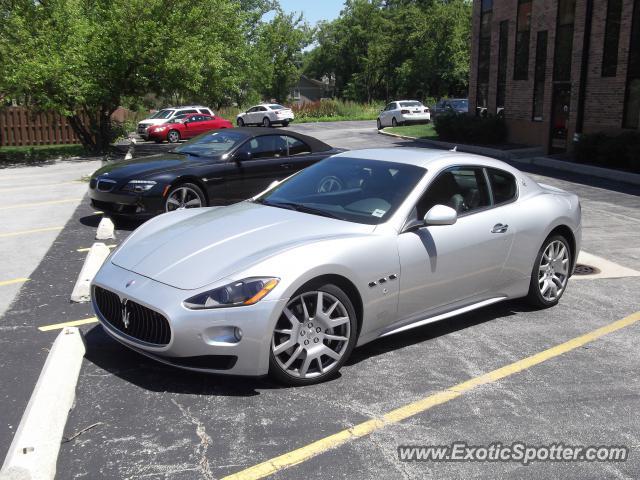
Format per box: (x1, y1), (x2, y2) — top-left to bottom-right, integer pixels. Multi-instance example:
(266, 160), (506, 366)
(487, 168), (517, 204)
(177, 109), (198, 116)
(198, 108), (213, 115)
(285, 136), (311, 155)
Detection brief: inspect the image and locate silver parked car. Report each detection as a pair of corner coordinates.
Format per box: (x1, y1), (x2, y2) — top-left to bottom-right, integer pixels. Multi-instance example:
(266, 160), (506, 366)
(92, 149), (581, 385)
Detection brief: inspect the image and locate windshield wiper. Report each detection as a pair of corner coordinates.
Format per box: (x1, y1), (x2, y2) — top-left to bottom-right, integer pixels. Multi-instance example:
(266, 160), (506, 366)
(259, 200), (343, 220)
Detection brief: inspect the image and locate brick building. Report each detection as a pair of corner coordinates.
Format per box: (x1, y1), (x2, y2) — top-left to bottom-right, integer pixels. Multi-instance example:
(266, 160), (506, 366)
(469, 0), (640, 153)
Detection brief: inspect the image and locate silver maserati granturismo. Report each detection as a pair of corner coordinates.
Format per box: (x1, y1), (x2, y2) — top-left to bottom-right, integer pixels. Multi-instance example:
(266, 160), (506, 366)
(91, 148), (581, 385)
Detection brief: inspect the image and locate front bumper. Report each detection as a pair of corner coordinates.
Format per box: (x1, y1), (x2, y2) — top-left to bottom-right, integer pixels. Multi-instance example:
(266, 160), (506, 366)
(91, 261), (286, 376)
(89, 186), (165, 216)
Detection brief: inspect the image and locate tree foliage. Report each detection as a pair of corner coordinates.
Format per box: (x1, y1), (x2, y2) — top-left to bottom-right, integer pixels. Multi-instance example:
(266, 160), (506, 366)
(303, 0), (472, 102)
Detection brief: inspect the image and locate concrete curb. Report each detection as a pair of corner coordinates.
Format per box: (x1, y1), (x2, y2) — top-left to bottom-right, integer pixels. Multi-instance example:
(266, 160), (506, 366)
(95, 217), (115, 241)
(0, 327), (86, 480)
(378, 129), (640, 186)
(70, 242), (110, 303)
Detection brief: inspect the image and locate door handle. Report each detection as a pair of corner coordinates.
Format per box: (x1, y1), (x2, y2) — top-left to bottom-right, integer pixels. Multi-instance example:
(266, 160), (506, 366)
(280, 163), (293, 169)
(491, 223), (509, 234)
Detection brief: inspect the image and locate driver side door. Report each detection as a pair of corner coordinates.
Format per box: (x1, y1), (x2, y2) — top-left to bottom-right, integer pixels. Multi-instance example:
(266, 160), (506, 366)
(396, 166), (516, 321)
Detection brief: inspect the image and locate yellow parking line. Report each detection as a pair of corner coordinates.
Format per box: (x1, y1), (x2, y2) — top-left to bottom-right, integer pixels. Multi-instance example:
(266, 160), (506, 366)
(76, 244), (116, 253)
(0, 181), (79, 193)
(0, 278), (29, 287)
(38, 317), (98, 332)
(222, 311), (640, 480)
(0, 226), (63, 238)
(0, 198), (82, 211)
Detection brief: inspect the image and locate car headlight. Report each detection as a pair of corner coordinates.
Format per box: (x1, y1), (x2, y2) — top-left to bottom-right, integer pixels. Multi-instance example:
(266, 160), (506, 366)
(183, 277), (279, 310)
(122, 180), (157, 193)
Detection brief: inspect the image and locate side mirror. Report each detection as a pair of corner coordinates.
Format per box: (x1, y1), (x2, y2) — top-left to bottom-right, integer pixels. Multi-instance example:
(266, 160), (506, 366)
(424, 204), (457, 225)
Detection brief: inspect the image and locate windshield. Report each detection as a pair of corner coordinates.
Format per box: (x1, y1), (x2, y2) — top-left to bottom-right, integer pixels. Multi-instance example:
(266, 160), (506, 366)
(150, 109), (175, 119)
(174, 130), (247, 157)
(256, 157), (426, 225)
(451, 99), (468, 109)
(399, 101), (423, 107)
(269, 104), (286, 110)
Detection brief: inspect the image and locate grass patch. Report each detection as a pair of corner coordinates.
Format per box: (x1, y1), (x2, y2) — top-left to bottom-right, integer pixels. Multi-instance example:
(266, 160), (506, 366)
(0, 144), (87, 164)
(384, 123), (438, 140)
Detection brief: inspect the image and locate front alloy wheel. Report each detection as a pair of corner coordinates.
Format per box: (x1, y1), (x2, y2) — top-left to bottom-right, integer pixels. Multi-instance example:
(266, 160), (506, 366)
(164, 183), (205, 212)
(270, 284), (357, 385)
(167, 130), (180, 143)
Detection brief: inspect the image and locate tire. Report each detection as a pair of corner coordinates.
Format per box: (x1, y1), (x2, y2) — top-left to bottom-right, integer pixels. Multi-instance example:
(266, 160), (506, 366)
(164, 182), (206, 212)
(262, 116), (271, 127)
(237, 117), (245, 127)
(282, 120), (290, 127)
(167, 130), (180, 144)
(391, 117), (398, 127)
(376, 118), (382, 130)
(269, 282), (358, 386)
(526, 234), (572, 308)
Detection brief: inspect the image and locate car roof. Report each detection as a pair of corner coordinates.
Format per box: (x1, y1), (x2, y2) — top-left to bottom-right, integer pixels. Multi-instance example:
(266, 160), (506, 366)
(393, 100), (423, 103)
(232, 127), (333, 152)
(332, 148), (520, 173)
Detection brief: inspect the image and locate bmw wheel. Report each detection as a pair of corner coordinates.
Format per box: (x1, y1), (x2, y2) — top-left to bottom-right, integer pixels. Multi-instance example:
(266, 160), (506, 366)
(167, 130), (180, 143)
(237, 117), (244, 127)
(527, 235), (571, 308)
(269, 283), (357, 385)
(262, 117), (271, 127)
(164, 183), (206, 212)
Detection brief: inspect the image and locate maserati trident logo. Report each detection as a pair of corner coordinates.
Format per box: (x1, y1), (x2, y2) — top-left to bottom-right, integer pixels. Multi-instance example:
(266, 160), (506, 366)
(121, 298), (130, 329)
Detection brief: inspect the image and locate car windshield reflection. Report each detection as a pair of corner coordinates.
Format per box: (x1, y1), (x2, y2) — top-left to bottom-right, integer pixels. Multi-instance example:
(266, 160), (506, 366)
(174, 130), (246, 157)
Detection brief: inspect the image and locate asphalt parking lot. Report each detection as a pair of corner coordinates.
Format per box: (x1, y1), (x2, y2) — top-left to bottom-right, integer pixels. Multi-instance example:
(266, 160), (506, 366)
(1, 120), (639, 479)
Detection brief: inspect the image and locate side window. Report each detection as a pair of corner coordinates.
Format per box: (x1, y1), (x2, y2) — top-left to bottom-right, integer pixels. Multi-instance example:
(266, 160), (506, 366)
(415, 167), (491, 217)
(178, 109), (198, 116)
(259, 106), (268, 112)
(285, 136), (311, 155)
(487, 168), (517, 204)
(385, 103), (394, 111)
(199, 108), (213, 115)
(238, 135), (288, 160)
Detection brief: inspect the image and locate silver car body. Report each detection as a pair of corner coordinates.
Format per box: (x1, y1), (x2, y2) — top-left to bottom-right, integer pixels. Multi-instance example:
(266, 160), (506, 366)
(92, 149), (581, 376)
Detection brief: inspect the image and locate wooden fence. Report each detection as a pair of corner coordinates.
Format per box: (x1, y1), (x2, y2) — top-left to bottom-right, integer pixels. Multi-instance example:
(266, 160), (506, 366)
(0, 107), (137, 147)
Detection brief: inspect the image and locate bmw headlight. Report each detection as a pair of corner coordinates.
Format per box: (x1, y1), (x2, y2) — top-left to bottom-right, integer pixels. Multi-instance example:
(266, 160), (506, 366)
(184, 277), (279, 310)
(122, 180), (157, 193)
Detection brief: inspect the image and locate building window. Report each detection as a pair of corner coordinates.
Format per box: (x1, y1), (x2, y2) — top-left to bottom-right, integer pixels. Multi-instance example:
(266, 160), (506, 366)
(476, 0), (492, 114)
(514, 0), (532, 80)
(602, 0), (623, 76)
(496, 21), (509, 114)
(553, 0), (576, 82)
(623, 0), (640, 127)
(292, 88), (301, 100)
(532, 31), (548, 120)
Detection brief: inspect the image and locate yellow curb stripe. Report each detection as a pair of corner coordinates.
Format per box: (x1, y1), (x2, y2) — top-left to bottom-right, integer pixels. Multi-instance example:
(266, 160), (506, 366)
(0, 198), (82, 211)
(222, 311), (640, 480)
(76, 244), (116, 253)
(38, 317), (98, 332)
(0, 226), (63, 238)
(0, 278), (29, 287)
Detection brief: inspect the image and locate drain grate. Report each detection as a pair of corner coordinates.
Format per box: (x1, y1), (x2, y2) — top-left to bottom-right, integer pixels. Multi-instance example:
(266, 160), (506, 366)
(573, 264), (601, 276)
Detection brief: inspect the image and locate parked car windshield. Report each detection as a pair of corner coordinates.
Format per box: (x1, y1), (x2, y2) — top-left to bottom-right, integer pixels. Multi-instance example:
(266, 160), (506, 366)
(173, 131), (246, 157)
(255, 157), (426, 225)
(399, 101), (423, 107)
(150, 109), (175, 119)
(269, 104), (286, 110)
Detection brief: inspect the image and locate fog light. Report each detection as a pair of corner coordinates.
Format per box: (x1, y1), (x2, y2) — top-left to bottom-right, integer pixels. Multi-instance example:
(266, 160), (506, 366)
(234, 327), (243, 341)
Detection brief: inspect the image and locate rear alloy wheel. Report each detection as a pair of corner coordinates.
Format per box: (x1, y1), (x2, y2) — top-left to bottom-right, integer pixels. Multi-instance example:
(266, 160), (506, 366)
(527, 235), (571, 308)
(262, 117), (271, 127)
(164, 183), (206, 212)
(269, 283), (357, 385)
(391, 117), (398, 127)
(377, 118), (382, 130)
(237, 118), (245, 127)
(167, 130), (181, 143)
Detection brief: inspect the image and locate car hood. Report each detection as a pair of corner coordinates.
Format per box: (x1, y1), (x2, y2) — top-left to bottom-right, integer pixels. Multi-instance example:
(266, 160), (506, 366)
(111, 202), (374, 290)
(92, 153), (214, 180)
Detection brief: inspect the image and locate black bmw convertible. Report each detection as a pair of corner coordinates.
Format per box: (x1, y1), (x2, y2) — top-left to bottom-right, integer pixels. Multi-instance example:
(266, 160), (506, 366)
(89, 128), (343, 217)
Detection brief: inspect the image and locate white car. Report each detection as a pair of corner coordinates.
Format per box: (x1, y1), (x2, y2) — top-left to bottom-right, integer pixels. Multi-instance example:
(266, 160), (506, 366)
(137, 105), (214, 138)
(377, 100), (431, 129)
(236, 104), (294, 127)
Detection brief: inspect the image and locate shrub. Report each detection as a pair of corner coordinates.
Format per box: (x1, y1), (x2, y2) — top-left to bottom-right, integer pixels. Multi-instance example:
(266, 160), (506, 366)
(574, 131), (640, 173)
(434, 112), (507, 145)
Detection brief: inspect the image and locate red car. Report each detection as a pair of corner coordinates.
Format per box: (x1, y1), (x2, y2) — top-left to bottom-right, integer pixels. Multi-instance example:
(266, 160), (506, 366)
(147, 113), (233, 143)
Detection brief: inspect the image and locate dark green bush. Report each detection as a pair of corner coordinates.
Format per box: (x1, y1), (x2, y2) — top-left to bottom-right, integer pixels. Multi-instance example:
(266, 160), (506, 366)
(574, 131), (640, 173)
(434, 112), (507, 145)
